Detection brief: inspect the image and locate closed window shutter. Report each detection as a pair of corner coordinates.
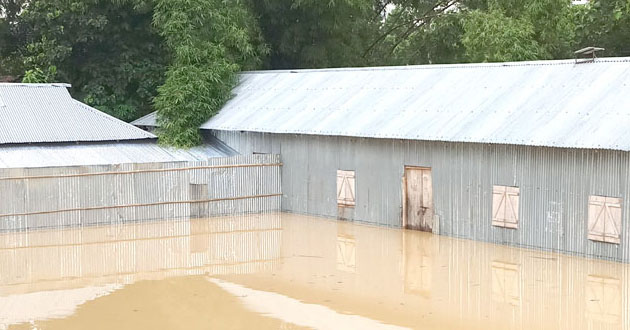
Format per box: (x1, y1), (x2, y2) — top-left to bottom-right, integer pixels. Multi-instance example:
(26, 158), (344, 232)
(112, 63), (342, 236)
(492, 185), (519, 229)
(588, 196), (606, 241)
(605, 197), (622, 244)
(492, 186), (507, 227)
(505, 187), (520, 229)
(337, 170), (355, 206)
(588, 196), (622, 244)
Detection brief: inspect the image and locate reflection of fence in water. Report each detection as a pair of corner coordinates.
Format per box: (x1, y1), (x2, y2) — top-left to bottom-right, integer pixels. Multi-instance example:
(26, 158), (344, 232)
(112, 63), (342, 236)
(0, 213), (282, 291)
(0, 154), (282, 231)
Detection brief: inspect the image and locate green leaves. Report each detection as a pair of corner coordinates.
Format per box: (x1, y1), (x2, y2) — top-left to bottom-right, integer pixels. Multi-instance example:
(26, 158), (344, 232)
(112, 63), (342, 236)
(250, 0), (378, 68)
(153, 0), (266, 147)
(3, 0), (630, 149)
(574, 0), (630, 57)
(16, 0), (168, 121)
(22, 66), (57, 83)
(462, 9), (544, 62)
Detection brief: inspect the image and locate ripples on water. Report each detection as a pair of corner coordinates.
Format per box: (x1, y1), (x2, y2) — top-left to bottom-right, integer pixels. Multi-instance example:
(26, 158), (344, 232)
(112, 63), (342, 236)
(0, 213), (628, 329)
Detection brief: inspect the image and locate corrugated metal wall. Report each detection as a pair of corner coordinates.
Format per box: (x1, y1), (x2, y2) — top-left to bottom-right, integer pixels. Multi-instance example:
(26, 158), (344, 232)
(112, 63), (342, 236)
(0, 154), (281, 231)
(214, 130), (630, 262)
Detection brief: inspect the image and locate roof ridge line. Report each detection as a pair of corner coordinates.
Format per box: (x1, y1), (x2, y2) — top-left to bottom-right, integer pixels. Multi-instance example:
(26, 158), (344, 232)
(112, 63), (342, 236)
(242, 57), (630, 75)
(0, 83), (71, 87)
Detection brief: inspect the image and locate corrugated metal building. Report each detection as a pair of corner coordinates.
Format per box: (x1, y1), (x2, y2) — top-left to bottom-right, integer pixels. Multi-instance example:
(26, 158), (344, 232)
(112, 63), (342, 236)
(0, 84), (283, 231)
(0, 83), (237, 168)
(136, 57), (630, 262)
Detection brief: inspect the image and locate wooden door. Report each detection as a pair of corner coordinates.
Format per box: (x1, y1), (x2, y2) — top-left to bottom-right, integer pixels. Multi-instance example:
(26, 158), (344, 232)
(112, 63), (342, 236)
(403, 167), (433, 232)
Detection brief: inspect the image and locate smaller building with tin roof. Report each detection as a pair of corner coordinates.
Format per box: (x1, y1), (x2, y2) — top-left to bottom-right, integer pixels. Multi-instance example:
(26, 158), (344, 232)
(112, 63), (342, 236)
(0, 83), (236, 168)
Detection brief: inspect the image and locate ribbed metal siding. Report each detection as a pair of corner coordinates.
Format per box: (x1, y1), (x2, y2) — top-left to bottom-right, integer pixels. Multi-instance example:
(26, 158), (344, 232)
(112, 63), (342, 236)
(0, 154), (281, 231)
(215, 130), (630, 262)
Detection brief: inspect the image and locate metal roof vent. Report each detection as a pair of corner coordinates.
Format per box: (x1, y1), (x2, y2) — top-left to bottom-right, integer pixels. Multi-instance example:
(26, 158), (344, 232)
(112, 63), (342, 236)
(574, 47), (605, 64)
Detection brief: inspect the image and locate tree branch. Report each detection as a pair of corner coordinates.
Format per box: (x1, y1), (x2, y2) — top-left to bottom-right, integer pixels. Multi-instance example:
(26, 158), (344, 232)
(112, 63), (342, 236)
(362, 0), (459, 58)
(387, 0), (459, 56)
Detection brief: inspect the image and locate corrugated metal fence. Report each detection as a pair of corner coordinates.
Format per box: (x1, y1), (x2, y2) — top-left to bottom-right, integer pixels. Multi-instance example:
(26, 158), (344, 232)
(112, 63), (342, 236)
(0, 154), (281, 231)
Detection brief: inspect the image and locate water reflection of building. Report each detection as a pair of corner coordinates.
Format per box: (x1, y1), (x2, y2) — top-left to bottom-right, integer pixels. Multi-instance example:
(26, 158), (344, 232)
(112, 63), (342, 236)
(1, 213), (629, 330)
(0, 213), (282, 326)
(256, 215), (629, 330)
(586, 275), (621, 326)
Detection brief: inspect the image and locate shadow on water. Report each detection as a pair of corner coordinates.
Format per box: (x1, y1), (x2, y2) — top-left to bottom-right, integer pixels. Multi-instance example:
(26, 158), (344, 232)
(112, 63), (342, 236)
(0, 212), (628, 329)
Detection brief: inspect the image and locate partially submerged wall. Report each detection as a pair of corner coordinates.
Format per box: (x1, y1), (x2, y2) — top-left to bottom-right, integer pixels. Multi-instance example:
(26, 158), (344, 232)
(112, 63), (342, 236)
(0, 154), (281, 231)
(214, 130), (630, 263)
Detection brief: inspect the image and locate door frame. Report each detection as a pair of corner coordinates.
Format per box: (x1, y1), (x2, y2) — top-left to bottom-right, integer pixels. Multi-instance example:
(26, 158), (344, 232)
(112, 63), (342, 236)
(402, 166), (432, 230)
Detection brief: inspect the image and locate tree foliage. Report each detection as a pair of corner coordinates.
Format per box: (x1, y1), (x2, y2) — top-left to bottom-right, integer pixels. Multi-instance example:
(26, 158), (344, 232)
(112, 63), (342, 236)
(1, 0), (629, 147)
(0, 0), (28, 77)
(152, 0), (267, 147)
(367, 0), (575, 64)
(250, 0), (378, 68)
(574, 0), (630, 57)
(14, 0), (168, 121)
(368, 1), (471, 65)
(462, 0), (574, 62)
(462, 9), (543, 62)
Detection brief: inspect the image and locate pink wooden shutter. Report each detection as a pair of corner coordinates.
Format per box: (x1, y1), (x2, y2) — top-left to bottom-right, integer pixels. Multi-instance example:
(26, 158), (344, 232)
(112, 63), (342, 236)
(588, 195), (621, 244)
(492, 186), (507, 227)
(588, 195), (607, 242)
(337, 170), (355, 206)
(604, 197), (622, 244)
(504, 187), (520, 229)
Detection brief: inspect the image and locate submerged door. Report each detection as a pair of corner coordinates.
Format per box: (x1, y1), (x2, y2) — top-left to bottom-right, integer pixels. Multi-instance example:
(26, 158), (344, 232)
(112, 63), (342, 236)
(403, 167), (433, 232)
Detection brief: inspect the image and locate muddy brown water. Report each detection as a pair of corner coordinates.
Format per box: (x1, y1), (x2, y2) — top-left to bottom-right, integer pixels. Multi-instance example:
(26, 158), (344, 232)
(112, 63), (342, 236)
(0, 212), (628, 330)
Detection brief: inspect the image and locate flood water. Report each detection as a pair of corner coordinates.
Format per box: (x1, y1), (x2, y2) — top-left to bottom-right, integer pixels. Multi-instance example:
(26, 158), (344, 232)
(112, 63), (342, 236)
(0, 212), (628, 330)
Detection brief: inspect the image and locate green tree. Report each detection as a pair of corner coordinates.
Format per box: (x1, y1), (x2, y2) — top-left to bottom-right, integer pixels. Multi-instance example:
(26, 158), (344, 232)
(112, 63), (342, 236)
(369, 0), (575, 64)
(363, 0), (493, 65)
(153, 0), (267, 147)
(4, 0), (628, 148)
(22, 66), (58, 83)
(574, 0), (630, 57)
(0, 0), (28, 77)
(462, 9), (544, 62)
(461, 0), (574, 62)
(367, 2), (468, 65)
(19, 0), (168, 121)
(250, 0), (379, 68)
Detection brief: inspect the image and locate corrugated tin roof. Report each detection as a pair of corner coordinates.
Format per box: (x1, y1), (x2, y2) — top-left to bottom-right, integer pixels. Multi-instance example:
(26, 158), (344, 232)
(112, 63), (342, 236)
(132, 111), (158, 127)
(209, 57), (630, 150)
(0, 84), (155, 144)
(134, 57), (630, 151)
(0, 140), (238, 169)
